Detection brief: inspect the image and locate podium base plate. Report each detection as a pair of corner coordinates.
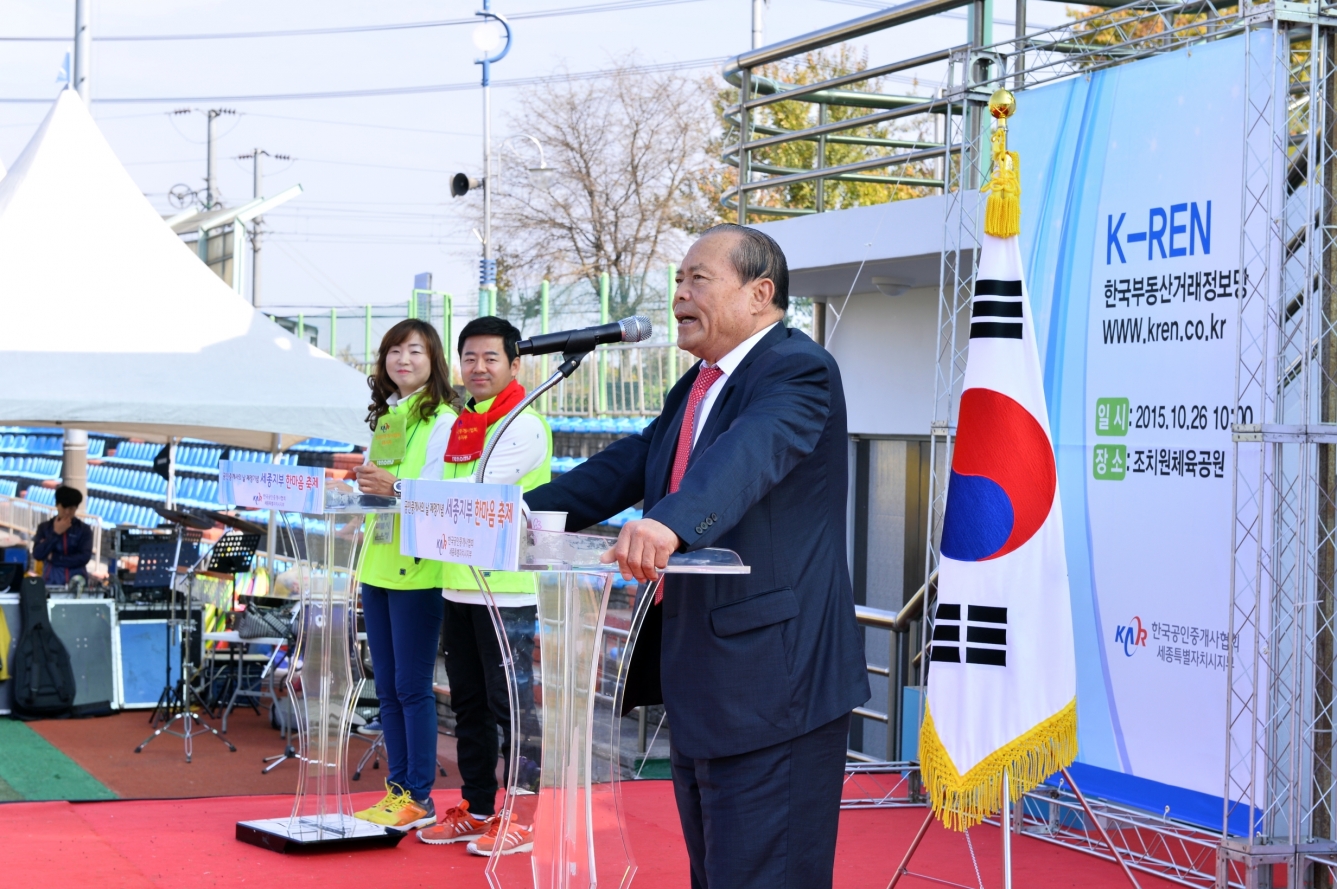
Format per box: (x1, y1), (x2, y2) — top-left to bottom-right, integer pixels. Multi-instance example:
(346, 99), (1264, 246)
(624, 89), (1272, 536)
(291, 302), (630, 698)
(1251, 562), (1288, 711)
(237, 815), (406, 854)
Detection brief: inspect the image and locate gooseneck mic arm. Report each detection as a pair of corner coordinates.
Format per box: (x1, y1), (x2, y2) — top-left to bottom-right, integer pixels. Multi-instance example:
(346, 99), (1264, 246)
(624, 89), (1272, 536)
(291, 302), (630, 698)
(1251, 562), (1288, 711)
(472, 351), (584, 483)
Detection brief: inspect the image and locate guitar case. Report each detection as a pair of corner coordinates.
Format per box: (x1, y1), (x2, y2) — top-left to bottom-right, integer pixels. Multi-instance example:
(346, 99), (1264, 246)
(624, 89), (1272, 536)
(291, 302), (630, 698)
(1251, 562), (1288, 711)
(11, 577), (76, 718)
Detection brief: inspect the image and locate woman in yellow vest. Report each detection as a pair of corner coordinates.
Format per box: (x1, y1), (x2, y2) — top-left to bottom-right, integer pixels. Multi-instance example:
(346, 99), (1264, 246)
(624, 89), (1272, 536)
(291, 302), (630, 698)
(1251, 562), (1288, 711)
(351, 319), (460, 832)
(416, 316), (552, 854)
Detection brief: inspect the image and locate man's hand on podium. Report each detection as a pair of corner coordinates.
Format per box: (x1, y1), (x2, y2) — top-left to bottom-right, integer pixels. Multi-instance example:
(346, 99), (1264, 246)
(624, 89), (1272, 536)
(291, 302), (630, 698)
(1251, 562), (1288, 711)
(602, 518), (681, 582)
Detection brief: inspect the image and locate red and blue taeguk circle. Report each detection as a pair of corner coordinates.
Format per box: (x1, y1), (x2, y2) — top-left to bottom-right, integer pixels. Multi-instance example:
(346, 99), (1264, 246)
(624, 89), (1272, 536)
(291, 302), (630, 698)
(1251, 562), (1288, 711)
(940, 387), (1056, 562)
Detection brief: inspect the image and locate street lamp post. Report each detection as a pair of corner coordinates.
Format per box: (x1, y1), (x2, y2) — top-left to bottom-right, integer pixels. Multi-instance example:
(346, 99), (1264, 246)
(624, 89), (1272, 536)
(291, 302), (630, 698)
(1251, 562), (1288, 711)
(474, 1), (512, 318)
(499, 134), (553, 188)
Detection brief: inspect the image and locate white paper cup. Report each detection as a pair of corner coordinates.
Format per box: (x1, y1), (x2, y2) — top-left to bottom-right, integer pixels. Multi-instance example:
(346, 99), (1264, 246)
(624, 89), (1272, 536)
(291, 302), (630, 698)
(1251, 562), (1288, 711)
(529, 511), (568, 532)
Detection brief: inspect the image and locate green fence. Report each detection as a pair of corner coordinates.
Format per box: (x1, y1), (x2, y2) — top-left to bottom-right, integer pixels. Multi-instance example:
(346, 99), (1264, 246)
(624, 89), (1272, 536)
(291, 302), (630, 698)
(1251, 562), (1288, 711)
(266, 270), (814, 417)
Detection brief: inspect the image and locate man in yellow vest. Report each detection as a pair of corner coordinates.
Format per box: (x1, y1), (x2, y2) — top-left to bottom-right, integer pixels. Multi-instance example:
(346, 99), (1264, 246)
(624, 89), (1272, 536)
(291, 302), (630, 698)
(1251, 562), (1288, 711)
(417, 316), (552, 855)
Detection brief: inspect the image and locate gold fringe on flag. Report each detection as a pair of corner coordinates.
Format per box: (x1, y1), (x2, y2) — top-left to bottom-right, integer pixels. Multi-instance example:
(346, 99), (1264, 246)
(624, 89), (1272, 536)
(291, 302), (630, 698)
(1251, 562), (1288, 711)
(919, 697), (1078, 831)
(981, 88), (1021, 239)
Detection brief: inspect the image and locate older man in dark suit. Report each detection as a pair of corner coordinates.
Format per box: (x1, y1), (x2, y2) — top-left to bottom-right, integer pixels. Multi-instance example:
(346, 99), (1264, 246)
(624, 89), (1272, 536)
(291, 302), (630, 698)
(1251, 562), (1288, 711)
(525, 223), (869, 889)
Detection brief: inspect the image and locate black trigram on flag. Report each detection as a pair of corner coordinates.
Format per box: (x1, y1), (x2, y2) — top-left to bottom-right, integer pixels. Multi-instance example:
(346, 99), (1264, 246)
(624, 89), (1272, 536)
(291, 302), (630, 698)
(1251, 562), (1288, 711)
(970, 278), (1023, 340)
(929, 603), (1008, 666)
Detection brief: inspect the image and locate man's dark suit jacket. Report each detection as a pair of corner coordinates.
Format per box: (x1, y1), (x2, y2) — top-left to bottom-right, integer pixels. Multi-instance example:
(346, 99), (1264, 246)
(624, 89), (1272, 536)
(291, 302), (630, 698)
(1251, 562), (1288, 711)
(525, 324), (870, 760)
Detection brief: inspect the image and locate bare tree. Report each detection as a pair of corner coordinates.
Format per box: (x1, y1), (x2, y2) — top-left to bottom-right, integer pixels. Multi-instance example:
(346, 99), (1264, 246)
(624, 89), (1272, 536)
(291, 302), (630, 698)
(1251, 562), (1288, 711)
(489, 60), (716, 323)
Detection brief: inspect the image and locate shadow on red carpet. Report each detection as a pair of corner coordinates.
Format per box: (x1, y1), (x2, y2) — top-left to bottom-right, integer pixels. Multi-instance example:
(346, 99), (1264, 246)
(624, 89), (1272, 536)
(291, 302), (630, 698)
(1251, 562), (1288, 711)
(3, 781), (1182, 888)
(26, 709), (462, 800)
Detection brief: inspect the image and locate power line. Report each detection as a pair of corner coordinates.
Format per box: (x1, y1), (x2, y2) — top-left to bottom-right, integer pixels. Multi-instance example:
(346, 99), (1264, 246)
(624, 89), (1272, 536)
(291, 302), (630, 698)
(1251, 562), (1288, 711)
(0, 0), (705, 42)
(268, 234), (467, 245)
(121, 154), (458, 174)
(0, 110), (161, 128)
(299, 199), (447, 206)
(245, 113), (478, 138)
(271, 241), (359, 306)
(268, 209), (446, 220)
(820, 0), (1062, 29)
(0, 56), (727, 104)
(289, 157), (456, 174)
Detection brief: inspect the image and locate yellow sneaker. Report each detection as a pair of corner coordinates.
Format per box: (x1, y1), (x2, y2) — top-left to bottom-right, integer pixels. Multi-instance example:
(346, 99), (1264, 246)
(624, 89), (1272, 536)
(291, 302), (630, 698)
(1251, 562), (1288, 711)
(354, 783), (437, 832)
(353, 784), (404, 823)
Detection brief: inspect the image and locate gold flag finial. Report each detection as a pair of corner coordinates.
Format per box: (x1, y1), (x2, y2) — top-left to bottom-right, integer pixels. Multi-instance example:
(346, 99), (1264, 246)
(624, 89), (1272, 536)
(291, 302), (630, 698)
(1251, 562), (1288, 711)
(988, 87), (1016, 122)
(982, 88), (1021, 238)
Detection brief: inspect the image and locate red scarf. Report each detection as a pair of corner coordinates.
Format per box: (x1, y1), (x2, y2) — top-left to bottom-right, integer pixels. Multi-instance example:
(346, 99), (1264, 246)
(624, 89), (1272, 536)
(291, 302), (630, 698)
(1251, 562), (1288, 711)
(444, 379), (527, 463)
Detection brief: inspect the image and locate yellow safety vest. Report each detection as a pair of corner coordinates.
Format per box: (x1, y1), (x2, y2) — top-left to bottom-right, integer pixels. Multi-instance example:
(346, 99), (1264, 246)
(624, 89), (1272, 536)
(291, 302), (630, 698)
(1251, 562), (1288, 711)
(360, 392), (457, 590)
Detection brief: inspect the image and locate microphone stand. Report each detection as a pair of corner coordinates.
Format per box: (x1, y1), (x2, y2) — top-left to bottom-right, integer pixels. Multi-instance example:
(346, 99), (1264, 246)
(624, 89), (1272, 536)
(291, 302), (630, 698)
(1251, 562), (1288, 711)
(463, 347), (588, 852)
(473, 350), (590, 483)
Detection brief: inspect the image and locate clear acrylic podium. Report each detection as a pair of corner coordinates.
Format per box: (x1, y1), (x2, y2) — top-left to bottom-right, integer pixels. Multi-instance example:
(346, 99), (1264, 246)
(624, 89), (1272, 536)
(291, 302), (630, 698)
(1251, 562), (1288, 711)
(237, 494), (405, 852)
(477, 529), (748, 889)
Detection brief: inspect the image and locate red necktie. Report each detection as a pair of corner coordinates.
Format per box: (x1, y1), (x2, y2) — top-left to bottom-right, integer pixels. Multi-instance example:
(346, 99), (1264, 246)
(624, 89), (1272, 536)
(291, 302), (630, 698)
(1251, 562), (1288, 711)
(657, 365), (723, 603)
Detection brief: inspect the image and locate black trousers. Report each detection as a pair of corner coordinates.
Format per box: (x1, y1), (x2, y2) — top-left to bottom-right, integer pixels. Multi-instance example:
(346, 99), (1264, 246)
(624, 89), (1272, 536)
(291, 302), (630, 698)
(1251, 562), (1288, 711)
(441, 599), (537, 817)
(670, 712), (851, 889)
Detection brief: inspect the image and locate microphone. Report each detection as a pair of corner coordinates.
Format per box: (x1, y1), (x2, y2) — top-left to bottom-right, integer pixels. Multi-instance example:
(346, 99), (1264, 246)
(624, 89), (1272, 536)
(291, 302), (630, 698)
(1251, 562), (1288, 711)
(515, 315), (652, 356)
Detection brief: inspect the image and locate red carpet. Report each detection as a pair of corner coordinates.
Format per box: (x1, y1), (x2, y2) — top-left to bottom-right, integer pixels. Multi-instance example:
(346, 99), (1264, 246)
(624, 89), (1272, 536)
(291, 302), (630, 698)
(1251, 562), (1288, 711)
(25, 709), (462, 800)
(1, 781), (1180, 888)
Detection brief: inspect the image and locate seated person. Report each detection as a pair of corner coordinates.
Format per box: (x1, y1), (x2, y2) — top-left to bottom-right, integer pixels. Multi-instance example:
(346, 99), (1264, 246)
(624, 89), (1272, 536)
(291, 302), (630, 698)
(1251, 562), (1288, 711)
(31, 485), (93, 585)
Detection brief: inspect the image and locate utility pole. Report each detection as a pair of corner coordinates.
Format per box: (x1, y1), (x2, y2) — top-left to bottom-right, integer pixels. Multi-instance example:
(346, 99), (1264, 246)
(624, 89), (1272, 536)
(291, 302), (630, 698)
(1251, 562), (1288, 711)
(252, 148), (262, 307)
(201, 108), (236, 211)
(73, 0), (91, 104)
(234, 148), (287, 307)
(205, 110), (223, 210)
(752, 0), (767, 50)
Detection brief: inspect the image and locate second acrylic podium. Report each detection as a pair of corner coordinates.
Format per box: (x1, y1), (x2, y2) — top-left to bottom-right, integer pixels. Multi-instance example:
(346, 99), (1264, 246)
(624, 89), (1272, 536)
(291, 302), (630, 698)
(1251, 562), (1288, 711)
(475, 529), (748, 889)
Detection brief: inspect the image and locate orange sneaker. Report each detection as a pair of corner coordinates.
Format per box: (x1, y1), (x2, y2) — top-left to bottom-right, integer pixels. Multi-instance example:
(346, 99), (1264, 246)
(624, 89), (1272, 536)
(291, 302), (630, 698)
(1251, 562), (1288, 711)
(466, 816), (533, 856)
(416, 800), (492, 845)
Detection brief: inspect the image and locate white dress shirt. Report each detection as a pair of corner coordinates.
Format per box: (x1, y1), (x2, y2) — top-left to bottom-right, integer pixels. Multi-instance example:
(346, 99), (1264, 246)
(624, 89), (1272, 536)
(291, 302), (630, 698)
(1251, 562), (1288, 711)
(689, 322), (780, 448)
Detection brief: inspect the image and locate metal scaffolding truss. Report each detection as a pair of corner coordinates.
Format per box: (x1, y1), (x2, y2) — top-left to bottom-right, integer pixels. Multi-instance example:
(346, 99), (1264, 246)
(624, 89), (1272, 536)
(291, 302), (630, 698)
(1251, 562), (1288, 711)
(1222, 9), (1337, 887)
(928, 1), (1337, 886)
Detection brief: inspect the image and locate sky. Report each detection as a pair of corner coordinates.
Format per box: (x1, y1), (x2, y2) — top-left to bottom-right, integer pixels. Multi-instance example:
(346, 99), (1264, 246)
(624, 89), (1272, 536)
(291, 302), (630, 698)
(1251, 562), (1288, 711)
(0, 0), (1071, 333)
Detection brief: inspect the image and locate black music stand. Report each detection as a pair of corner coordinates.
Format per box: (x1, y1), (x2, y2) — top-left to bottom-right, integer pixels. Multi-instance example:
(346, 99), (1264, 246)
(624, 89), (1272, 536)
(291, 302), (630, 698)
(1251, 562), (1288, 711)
(207, 532), (261, 575)
(134, 509), (237, 762)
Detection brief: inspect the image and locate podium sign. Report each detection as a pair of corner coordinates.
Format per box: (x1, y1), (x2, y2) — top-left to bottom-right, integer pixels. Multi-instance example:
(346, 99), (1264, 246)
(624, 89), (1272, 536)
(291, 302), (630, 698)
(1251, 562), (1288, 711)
(398, 478), (523, 571)
(218, 460), (324, 512)
(480, 531), (749, 889)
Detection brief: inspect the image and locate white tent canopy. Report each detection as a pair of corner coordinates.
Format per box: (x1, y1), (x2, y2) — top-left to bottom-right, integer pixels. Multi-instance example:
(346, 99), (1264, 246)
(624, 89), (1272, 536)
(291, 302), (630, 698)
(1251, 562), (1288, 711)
(0, 90), (371, 451)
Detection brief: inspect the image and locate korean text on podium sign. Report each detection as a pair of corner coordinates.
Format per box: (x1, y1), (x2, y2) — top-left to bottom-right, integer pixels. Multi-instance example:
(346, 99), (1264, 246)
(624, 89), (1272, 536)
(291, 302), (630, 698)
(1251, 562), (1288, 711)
(398, 479), (523, 572)
(218, 460), (325, 513)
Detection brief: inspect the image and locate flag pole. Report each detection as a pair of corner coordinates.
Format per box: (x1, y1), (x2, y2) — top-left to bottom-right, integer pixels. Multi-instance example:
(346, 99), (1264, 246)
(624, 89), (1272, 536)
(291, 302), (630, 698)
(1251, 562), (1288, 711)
(1002, 769), (1013, 889)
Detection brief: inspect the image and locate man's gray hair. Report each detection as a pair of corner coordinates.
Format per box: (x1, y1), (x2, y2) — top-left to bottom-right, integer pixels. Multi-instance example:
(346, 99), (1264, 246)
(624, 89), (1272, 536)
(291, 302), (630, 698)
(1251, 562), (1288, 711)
(700, 223), (790, 312)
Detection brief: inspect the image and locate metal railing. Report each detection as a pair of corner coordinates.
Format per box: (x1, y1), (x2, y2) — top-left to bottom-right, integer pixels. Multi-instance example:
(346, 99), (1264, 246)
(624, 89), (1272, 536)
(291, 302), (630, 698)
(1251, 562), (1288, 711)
(0, 493), (106, 576)
(344, 341), (693, 418)
(722, 0), (974, 220)
(520, 343), (693, 417)
(1011, 785), (1235, 889)
(721, 0), (1247, 222)
(841, 570), (934, 808)
(847, 569), (931, 739)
